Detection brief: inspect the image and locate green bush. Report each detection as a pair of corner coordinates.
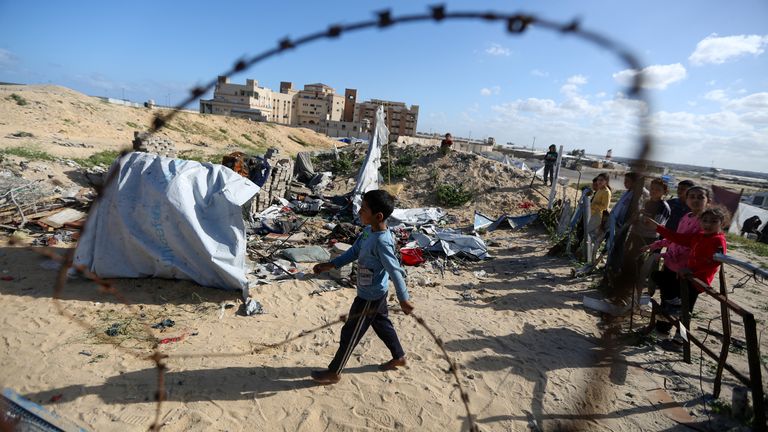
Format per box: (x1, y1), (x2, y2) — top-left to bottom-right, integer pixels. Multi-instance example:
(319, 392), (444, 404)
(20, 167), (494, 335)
(0, 147), (54, 161)
(380, 147), (418, 181)
(126, 121), (139, 129)
(74, 150), (122, 168)
(11, 131), (34, 138)
(726, 233), (768, 259)
(436, 183), (473, 207)
(8, 93), (28, 106)
(332, 153), (355, 176)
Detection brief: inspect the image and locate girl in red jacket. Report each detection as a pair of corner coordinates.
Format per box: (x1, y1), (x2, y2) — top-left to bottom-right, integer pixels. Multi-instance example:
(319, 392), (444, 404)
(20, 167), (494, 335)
(647, 206), (730, 347)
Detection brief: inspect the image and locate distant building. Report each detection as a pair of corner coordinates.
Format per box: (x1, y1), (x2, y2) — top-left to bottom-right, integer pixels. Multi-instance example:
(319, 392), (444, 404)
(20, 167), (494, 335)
(292, 83), (345, 126)
(199, 76), (293, 124)
(199, 77), (417, 142)
(356, 99), (419, 141)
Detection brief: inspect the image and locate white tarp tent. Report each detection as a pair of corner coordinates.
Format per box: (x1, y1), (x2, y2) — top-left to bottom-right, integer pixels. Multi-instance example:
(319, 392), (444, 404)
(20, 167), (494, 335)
(351, 105), (388, 217)
(729, 202), (768, 234)
(73, 152), (259, 291)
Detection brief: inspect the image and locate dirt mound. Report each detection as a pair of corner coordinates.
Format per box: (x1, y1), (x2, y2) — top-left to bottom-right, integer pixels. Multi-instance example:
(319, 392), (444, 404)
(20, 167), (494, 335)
(315, 143), (578, 225)
(0, 84), (341, 161)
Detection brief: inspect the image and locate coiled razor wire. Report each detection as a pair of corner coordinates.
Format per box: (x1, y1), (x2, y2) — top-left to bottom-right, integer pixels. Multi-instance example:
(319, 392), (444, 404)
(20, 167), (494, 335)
(37, 6), (656, 431)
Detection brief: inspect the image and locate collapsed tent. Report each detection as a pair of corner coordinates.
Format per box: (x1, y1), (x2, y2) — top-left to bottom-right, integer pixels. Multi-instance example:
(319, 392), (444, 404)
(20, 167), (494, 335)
(351, 105), (388, 217)
(389, 207), (445, 227)
(473, 211), (538, 232)
(411, 228), (489, 260)
(73, 152), (259, 291)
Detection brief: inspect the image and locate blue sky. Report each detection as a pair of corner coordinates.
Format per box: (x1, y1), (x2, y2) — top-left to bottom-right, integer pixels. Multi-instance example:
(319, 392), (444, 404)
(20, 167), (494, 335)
(1, 1), (766, 172)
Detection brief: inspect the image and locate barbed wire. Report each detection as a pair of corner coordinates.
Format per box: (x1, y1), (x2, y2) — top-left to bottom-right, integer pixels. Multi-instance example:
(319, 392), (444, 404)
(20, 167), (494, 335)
(38, 5), (657, 432)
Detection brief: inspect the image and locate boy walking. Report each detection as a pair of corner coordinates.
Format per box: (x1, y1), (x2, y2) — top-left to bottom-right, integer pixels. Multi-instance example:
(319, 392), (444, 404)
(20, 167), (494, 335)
(311, 190), (415, 385)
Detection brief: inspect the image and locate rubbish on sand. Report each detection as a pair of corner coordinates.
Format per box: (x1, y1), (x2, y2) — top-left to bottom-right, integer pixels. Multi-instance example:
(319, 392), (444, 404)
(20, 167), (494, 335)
(151, 319), (175, 329)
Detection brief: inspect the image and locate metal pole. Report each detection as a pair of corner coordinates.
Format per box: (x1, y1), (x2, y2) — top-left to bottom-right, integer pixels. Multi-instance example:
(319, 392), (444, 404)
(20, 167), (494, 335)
(387, 140), (391, 184)
(681, 279), (691, 363)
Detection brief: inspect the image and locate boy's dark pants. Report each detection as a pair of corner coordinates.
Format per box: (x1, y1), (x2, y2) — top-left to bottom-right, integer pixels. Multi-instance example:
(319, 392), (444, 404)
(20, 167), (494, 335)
(328, 295), (405, 374)
(543, 164), (554, 184)
(653, 267), (700, 334)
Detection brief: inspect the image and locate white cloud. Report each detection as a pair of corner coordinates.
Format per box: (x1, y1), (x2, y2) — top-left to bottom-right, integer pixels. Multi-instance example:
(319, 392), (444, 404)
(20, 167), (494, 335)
(480, 86), (500, 96)
(704, 89), (728, 102)
(483, 89), (767, 171)
(530, 69), (549, 77)
(689, 33), (768, 66)
(484, 43), (510, 57)
(613, 63), (687, 90)
(0, 48), (18, 67)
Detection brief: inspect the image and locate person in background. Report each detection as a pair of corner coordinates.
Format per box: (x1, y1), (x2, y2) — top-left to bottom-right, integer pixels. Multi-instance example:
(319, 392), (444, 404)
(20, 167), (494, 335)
(587, 172), (612, 251)
(440, 133), (453, 156)
(665, 180), (695, 232)
(542, 144), (558, 186)
(633, 178), (671, 245)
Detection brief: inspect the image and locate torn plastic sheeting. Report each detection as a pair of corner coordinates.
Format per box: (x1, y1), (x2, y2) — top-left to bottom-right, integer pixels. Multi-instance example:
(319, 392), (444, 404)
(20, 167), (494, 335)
(294, 152), (315, 182)
(474, 211), (538, 231)
(411, 229), (489, 260)
(389, 207), (445, 227)
(351, 105), (388, 217)
(72, 152), (259, 291)
(281, 246), (331, 263)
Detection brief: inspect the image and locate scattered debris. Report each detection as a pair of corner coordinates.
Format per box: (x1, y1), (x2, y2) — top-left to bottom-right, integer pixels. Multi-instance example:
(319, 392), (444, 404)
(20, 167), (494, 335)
(242, 298), (266, 316)
(151, 319), (175, 330)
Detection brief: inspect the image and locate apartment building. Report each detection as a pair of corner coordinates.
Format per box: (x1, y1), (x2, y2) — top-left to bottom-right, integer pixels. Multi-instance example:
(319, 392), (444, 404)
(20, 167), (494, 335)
(199, 76), (293, 124)
(291, 83), (346, 126)
(199, 77), (419, 142)
(356, 99), (419, 141)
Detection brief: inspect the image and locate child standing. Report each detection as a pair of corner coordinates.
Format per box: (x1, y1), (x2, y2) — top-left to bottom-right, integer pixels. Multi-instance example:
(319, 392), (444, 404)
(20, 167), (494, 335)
(311, 190), (415, 385)
(633, 178), (671, 245)
(587, 173), (612, 239)
(651, 206), (729, 307)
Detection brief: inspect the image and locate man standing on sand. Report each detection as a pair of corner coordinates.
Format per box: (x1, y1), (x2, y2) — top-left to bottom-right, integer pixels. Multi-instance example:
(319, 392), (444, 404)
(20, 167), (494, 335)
(542, 144), (558, 186)
(440, 133), (453, 156)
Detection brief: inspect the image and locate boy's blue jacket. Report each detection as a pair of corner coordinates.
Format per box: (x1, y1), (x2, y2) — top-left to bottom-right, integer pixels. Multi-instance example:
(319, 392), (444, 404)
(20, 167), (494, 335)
(331, 227), (410, 301)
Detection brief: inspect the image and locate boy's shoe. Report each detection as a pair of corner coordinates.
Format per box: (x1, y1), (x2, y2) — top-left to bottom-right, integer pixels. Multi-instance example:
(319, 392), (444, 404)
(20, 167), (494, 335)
(378, 356), (407, 371)
(311, 369), (341, 385)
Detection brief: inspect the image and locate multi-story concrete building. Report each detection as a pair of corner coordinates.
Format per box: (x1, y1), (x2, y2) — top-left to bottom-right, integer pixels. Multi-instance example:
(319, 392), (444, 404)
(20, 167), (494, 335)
(356, 99), (419, 141)
(199, 77), (418, 142)
(199, 76), (293, 124)
(291, 83), (346, 126)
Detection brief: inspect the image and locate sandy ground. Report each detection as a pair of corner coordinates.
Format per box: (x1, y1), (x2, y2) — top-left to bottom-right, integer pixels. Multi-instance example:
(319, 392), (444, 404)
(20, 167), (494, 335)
(2, 83), (767, 432)
(1, 225), (766, 431)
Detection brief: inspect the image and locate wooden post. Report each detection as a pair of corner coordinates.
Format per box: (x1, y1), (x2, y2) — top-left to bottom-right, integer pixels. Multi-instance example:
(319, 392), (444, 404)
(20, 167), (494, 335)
(744, 313), (767, 432)
(713, 265), (731, 398)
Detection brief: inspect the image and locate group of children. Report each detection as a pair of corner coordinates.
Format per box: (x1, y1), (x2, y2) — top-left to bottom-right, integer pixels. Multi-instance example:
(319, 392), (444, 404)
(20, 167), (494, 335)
(586, 173), (730, 349)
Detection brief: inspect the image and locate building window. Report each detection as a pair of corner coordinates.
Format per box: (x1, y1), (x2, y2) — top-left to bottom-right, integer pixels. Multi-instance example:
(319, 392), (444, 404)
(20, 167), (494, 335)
(755, 196), (765, 206)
